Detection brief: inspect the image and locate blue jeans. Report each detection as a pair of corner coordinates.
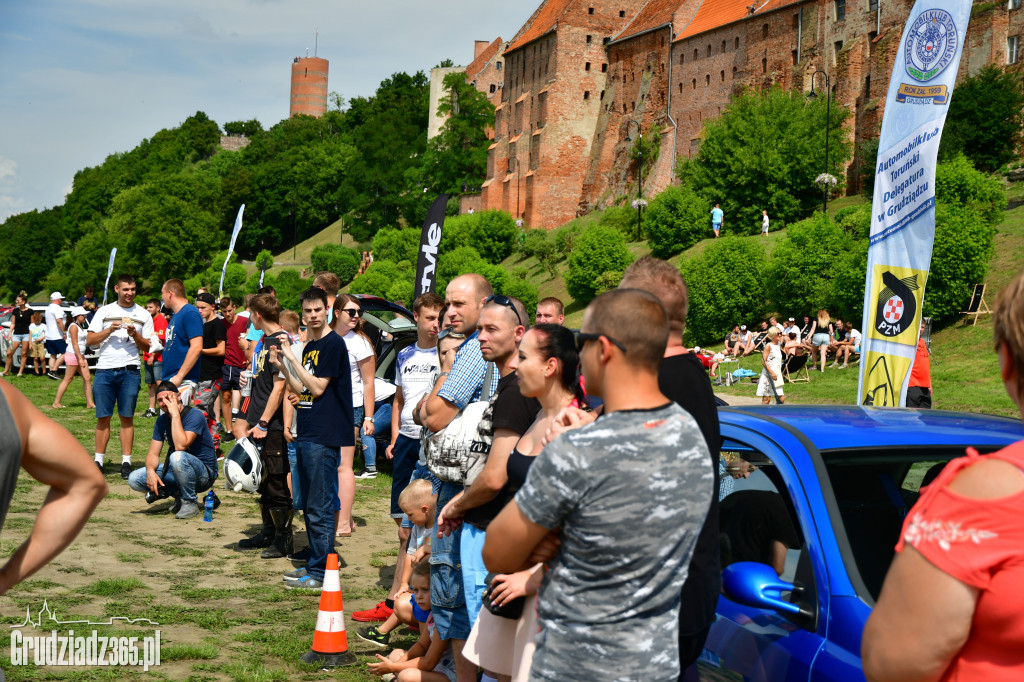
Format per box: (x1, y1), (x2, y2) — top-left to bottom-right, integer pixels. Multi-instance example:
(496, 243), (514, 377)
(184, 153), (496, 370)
(295, 441), (339, 581)
(431, 480), (471, 640)
(461, 523), (489, 629)
(93, 366), (142, 419)
(356, 402), (392, 471)
(390, 434), (420, 518)
(287, 441), (303, 510)
(127, 451), (214, 504)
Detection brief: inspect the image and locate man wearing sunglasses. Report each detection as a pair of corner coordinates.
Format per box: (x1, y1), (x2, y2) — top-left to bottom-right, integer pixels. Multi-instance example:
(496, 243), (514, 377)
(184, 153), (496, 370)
(418, 273), (500, 682)
(483, 288), (713, 682)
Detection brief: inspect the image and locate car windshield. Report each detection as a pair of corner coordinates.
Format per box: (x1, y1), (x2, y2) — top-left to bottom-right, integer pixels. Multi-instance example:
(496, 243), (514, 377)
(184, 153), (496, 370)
(818, 446), (1002, 602)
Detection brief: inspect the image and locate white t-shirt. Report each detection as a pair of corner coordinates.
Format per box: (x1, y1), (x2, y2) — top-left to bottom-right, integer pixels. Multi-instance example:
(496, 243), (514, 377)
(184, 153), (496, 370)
(395, 343), (440, 439)
(762, 214), (770, 231)
(406, 523), (429, 556)
(374, 377), (397, 403)
(343, 330), (374, 406)
(88, 302), (154, 369)
(30, 323), (46, 343)
(784, 325), (801, 343)
(849, 329), (862, 350)
(44, 303), (64, 340)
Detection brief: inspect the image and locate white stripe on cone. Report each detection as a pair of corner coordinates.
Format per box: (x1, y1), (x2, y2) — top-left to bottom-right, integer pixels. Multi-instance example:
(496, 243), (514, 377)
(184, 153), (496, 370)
(315, 611), (346, 633)
(322, 570), (341, 593)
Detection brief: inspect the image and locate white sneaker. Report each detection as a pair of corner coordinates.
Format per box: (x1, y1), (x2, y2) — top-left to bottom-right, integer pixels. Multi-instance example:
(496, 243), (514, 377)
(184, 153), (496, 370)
(355, 470), (377, 480)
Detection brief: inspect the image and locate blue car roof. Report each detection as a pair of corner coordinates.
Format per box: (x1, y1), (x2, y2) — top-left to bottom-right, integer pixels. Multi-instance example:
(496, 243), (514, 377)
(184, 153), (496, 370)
(719, 405), (1024, 451)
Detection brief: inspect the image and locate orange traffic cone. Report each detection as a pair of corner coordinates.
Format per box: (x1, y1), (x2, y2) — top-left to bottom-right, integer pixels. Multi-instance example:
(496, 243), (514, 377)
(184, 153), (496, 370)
(300, 553), (357, 667)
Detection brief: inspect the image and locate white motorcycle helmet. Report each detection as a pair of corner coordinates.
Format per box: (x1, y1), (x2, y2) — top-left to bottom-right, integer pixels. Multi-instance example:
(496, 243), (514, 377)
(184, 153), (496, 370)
(223, 437), (264, 493)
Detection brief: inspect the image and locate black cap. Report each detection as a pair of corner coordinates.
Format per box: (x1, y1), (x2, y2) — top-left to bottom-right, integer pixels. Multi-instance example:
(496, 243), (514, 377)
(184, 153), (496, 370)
(196, 292), (216, 306)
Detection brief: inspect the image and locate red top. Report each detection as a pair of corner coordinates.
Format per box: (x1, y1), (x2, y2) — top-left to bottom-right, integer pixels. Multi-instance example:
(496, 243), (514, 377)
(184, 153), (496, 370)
(897, 440), (1024, 680)
(142, 314), (167, 363)
(908, 338), (931, 388)
(223, 315), (248, 369)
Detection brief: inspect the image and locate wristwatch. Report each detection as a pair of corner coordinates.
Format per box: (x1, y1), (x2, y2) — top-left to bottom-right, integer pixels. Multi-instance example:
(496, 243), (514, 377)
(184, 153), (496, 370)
(257, 419), (269, 429)
(363, 417), (373, 421)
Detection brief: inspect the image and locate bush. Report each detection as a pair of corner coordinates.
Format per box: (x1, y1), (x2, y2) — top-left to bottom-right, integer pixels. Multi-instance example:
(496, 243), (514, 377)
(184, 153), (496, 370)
(681, 237), (769, 345)
(555, 222), (585, 259)
(271, 268), (312, 312)
(645, 185), (711, 258)
(350, 259), (413, 301)
(466, 210), (518, 263)
(764, 211), (868, 321)
(935, 154), (1006, 227)
(310, 244), (360, 286)
(254, 249), (274, 272)
(924, 204), (995, 322)
(594, 270), (624, 296)
(565, 225), (634, 303)
(598, 205), (639, 239)
(372, 227), (419, 264)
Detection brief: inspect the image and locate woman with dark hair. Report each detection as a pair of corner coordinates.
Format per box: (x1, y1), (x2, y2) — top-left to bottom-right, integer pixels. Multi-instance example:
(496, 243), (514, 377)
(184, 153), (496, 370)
(863, 268), (1024, 681)
(2, 292), (32, 378)
(330, 294), (375, 536)
(464, 323), (585, 681)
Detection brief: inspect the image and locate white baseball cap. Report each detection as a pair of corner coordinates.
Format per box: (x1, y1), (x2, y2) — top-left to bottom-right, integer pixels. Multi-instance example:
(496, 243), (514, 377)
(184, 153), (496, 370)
(740, 325), (747, 330)
(693, 346), (701, 353)
(788, 317), (795, 321)
(50, 291), (63, 300)
(71, 306), (87, 317)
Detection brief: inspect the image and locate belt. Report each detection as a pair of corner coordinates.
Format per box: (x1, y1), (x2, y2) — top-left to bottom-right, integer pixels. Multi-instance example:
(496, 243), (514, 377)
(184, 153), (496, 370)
(97, 365), (140, 373)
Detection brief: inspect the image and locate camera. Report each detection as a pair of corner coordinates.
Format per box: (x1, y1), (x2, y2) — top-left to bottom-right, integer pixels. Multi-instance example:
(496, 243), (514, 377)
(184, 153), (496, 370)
(144, 486), (169, 504)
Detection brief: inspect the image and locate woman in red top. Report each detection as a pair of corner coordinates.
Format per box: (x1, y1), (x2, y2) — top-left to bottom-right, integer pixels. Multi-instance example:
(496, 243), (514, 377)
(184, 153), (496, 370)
(863, 269), (1024, 682)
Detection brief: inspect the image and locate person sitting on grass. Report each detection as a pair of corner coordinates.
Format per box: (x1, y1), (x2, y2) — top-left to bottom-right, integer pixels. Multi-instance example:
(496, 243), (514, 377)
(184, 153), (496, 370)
(367, 561), (457, 682)
(126, 380), (219, 519)
(358, 479), (436, 649)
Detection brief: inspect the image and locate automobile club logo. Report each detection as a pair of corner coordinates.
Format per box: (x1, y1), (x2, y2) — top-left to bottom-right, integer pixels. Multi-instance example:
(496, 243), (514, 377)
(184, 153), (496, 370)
(875, 271), (919, 337)
(904, 9), (957, 82)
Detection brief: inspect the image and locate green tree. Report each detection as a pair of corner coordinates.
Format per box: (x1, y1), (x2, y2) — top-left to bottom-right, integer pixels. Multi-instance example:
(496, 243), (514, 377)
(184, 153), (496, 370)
(935, 154), (1006, 227)
(645, 185), (712, 258)
(565, 226), (635, 303)
(421, 71), (496, 197)
(372, 227), (420, 264)
(178, 111), (221, 162)
(925, 204), (995, 321)
(0, 207), (63, 295)
(310, 244), (361, 286)
(44, 228), (123, 300)
(466, 210), (517, 263)
(939, 65), (1024, 172)
(677, 86), (852, 230)
(681, 237), (769, 345)
(350, 259), (413, 301)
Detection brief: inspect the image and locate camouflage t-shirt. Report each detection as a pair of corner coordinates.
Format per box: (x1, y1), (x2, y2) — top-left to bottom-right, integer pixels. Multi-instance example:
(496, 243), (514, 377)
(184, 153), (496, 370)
(515, 402), (713, 682)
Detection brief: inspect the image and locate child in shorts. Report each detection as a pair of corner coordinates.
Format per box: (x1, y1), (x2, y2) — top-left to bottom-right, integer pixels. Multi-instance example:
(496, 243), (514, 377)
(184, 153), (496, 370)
(358, 479), (435, 649)
(367, 559), (456, 682)
(29, 312), (46, 376)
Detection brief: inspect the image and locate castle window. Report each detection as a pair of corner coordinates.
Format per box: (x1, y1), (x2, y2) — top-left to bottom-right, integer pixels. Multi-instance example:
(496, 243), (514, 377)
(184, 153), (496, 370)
(705, 74), (710, 85)
(722, 39), (727, 52)
(490, 83), (496, 93)
(692, 78), (696, 89)
(602, 63), (608, 72)
(586, 34), (592, 43)
(793, 13), (799, 28)
(835, 40), (844, 56)
(761, 57), (767, 73)
(679, 82), (683, 93)
(604, 37), (611, 44)
(600, 90), (605, 100)
(735, 36), (740, 48)
(584, 91), (590, 100)
(1010, 0), (1022, 8)
(680, 53), (684, 64)
(586, 62), (591, 71)
(496, 62), (502, 71)
(619, 9), (626, 17)
(733, 66), (737, 77)
(835, 0), (846, 21)
(763, 24), (769, 38)
(694, 48), (698, 60)
(869, 0), (878, 11)
(707, 44), (712, 57)
(1009, 35), (1020, 64)
(720, 70), (725, 81)
(589, 6), (594, 13)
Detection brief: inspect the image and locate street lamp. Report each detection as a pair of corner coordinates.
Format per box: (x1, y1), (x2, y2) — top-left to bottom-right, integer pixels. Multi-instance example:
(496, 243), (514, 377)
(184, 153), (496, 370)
(624, 120), (643, 241)
(506, 157), (521, 219)
(807, 70), (833, 215)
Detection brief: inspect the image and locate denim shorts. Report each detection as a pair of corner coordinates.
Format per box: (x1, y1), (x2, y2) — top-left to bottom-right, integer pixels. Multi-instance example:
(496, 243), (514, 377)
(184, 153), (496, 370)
(144, 361), (163, 385)
(430, 480), (471, 640)
(11, 333), (30, 344)
(812, 333), (831, 347)
(93, 366), (141, 419)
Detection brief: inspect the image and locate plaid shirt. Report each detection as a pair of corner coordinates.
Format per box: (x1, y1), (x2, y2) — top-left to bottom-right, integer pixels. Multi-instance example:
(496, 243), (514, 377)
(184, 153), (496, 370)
(436, 330), (499, 410)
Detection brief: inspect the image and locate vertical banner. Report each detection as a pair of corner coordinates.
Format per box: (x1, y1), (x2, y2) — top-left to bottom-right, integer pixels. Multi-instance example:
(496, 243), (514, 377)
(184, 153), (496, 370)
(101, 247), (117, 306)
(257, 254), (271, 289)
(414, 194), (449, 298)
(857, 0), (971, 406)
(218, 204), (245, 298)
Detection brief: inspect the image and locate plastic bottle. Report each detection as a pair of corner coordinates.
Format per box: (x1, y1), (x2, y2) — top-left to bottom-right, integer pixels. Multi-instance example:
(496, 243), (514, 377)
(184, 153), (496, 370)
(203, 490), (215, 522)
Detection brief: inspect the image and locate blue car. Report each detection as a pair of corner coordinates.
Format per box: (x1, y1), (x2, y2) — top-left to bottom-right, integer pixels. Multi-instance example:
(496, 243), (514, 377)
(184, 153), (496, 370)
(694, 405), (1024, 681)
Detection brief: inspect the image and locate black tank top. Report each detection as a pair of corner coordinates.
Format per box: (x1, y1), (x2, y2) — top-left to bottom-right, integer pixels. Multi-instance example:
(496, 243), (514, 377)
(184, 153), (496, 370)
(506, 446), (536, 494)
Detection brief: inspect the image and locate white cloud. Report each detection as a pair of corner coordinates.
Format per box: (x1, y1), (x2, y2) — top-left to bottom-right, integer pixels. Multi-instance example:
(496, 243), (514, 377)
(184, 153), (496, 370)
(0, 157), (16, 183)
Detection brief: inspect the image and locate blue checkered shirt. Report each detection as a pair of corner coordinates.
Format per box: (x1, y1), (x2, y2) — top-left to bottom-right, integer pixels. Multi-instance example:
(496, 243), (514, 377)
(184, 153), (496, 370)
(436, 330), (499, 410)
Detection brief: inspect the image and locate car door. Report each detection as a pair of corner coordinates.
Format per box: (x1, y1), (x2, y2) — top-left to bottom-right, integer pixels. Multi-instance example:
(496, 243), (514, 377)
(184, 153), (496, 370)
(696, 428), (828, 682)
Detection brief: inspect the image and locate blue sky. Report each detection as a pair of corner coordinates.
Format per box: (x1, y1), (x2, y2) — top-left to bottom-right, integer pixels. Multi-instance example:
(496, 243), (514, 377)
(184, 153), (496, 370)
(0, 0), (537, 221)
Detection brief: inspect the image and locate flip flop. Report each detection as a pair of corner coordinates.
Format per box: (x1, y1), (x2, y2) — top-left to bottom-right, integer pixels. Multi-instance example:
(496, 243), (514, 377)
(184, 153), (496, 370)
(51, 405), (66, 409)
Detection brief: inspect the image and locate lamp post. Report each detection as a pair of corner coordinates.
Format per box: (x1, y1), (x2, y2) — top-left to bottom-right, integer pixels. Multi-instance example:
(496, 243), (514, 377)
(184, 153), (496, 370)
(807, 70), (832, 215)
(624, 120), (643, 241)
(290, 209), (297, 261)
(506, 157), (521, 219)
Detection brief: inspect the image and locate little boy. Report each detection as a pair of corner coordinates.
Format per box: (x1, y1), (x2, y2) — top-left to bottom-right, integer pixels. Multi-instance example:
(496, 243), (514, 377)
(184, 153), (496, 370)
(358, 479), (436, 648)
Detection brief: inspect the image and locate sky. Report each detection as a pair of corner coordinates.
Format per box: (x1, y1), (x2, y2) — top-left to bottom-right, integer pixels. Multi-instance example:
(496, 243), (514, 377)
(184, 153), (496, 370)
(0, 0), (539, 221)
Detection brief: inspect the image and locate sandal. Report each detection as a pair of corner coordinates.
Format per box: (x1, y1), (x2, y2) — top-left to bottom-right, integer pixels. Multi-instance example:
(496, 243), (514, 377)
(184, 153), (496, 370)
(51, 404), (66, 409)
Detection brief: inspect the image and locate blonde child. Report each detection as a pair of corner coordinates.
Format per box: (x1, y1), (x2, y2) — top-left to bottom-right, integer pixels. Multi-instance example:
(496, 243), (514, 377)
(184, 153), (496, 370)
(29, 312), (46, 376)
(358, 479), (435, 648)
(368, 560), (456, 682)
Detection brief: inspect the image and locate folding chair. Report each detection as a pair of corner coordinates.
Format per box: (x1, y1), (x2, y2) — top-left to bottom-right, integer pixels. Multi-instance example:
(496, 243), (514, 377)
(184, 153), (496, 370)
(960, 284), (991, 326)
(783, 353), (811, 383)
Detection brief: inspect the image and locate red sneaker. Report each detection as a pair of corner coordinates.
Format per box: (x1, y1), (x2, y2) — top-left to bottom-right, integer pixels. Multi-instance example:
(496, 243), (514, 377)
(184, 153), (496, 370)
(352, 601), (394, 622)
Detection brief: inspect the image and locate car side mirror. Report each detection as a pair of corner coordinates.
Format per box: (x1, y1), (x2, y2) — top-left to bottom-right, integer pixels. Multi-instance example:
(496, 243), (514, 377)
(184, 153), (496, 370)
(722, 562), (811, 619)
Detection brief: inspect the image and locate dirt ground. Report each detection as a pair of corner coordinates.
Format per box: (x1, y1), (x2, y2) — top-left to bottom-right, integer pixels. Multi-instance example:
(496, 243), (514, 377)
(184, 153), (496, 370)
(1, 434), (411, 681)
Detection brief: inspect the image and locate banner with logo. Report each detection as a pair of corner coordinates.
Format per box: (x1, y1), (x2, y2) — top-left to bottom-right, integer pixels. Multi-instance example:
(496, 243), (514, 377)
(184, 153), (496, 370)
(414, 194), (449, 298)
(856, 0), (971, 406)
(101, 247), (117, 306)
(218, 204), (245, 298)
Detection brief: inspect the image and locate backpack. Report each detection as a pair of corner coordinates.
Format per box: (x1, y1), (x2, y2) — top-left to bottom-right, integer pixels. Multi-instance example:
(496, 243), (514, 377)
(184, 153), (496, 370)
(424, 364), (495, 484)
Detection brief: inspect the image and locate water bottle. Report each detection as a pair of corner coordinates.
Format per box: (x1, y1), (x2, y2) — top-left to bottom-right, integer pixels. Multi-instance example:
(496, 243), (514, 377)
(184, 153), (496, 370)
(203, 490), (215, 522)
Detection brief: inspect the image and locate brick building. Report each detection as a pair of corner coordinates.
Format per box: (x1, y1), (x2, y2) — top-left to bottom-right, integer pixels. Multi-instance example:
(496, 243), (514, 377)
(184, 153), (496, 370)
(290, 56), (329, 118)
(478, 0), (1023, 228)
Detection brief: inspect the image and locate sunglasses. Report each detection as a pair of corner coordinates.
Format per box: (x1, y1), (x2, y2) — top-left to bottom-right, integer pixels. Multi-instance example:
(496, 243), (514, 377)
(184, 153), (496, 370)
(340, 308), (362, 318)
(437, 327), (466, 341)
(573, 330), (628, 354)
(485, 294), (523, 326)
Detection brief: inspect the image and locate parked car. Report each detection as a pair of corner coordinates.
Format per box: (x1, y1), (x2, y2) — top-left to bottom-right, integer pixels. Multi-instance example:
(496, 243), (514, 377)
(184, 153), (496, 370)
(353, 294), (418, 384)
(697, 405), (1024, 681)
(0, 303), (99, 371)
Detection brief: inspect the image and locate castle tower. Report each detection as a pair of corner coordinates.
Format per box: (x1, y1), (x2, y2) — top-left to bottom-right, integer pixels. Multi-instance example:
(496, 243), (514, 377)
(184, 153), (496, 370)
(290, 56), (329, 118)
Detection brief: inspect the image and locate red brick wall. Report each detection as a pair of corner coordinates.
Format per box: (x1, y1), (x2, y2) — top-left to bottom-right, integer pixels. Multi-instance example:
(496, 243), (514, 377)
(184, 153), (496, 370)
(290, 57), (329, 118)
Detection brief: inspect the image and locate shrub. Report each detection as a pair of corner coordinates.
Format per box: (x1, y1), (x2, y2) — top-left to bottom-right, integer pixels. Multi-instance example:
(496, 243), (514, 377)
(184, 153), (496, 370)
(310, 244), (360, 286)
(935, 154), (1006, 227)
(350, 259), (413, 301)
(594, 270), (624, 296)
(272, 268), (312, 312)
(555, 222), (585, 259)
(565, 225), (634, 303)
(598, 205), (638, 239)
(254, 250), (274, 272)
(681, 236), (769, 345)
(466, 210), (518, 263)
(372, 227), (419, 264)
(764, 211), (867, 321)
(645, 185), (712, 258)
(924, 204), (995, 322)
